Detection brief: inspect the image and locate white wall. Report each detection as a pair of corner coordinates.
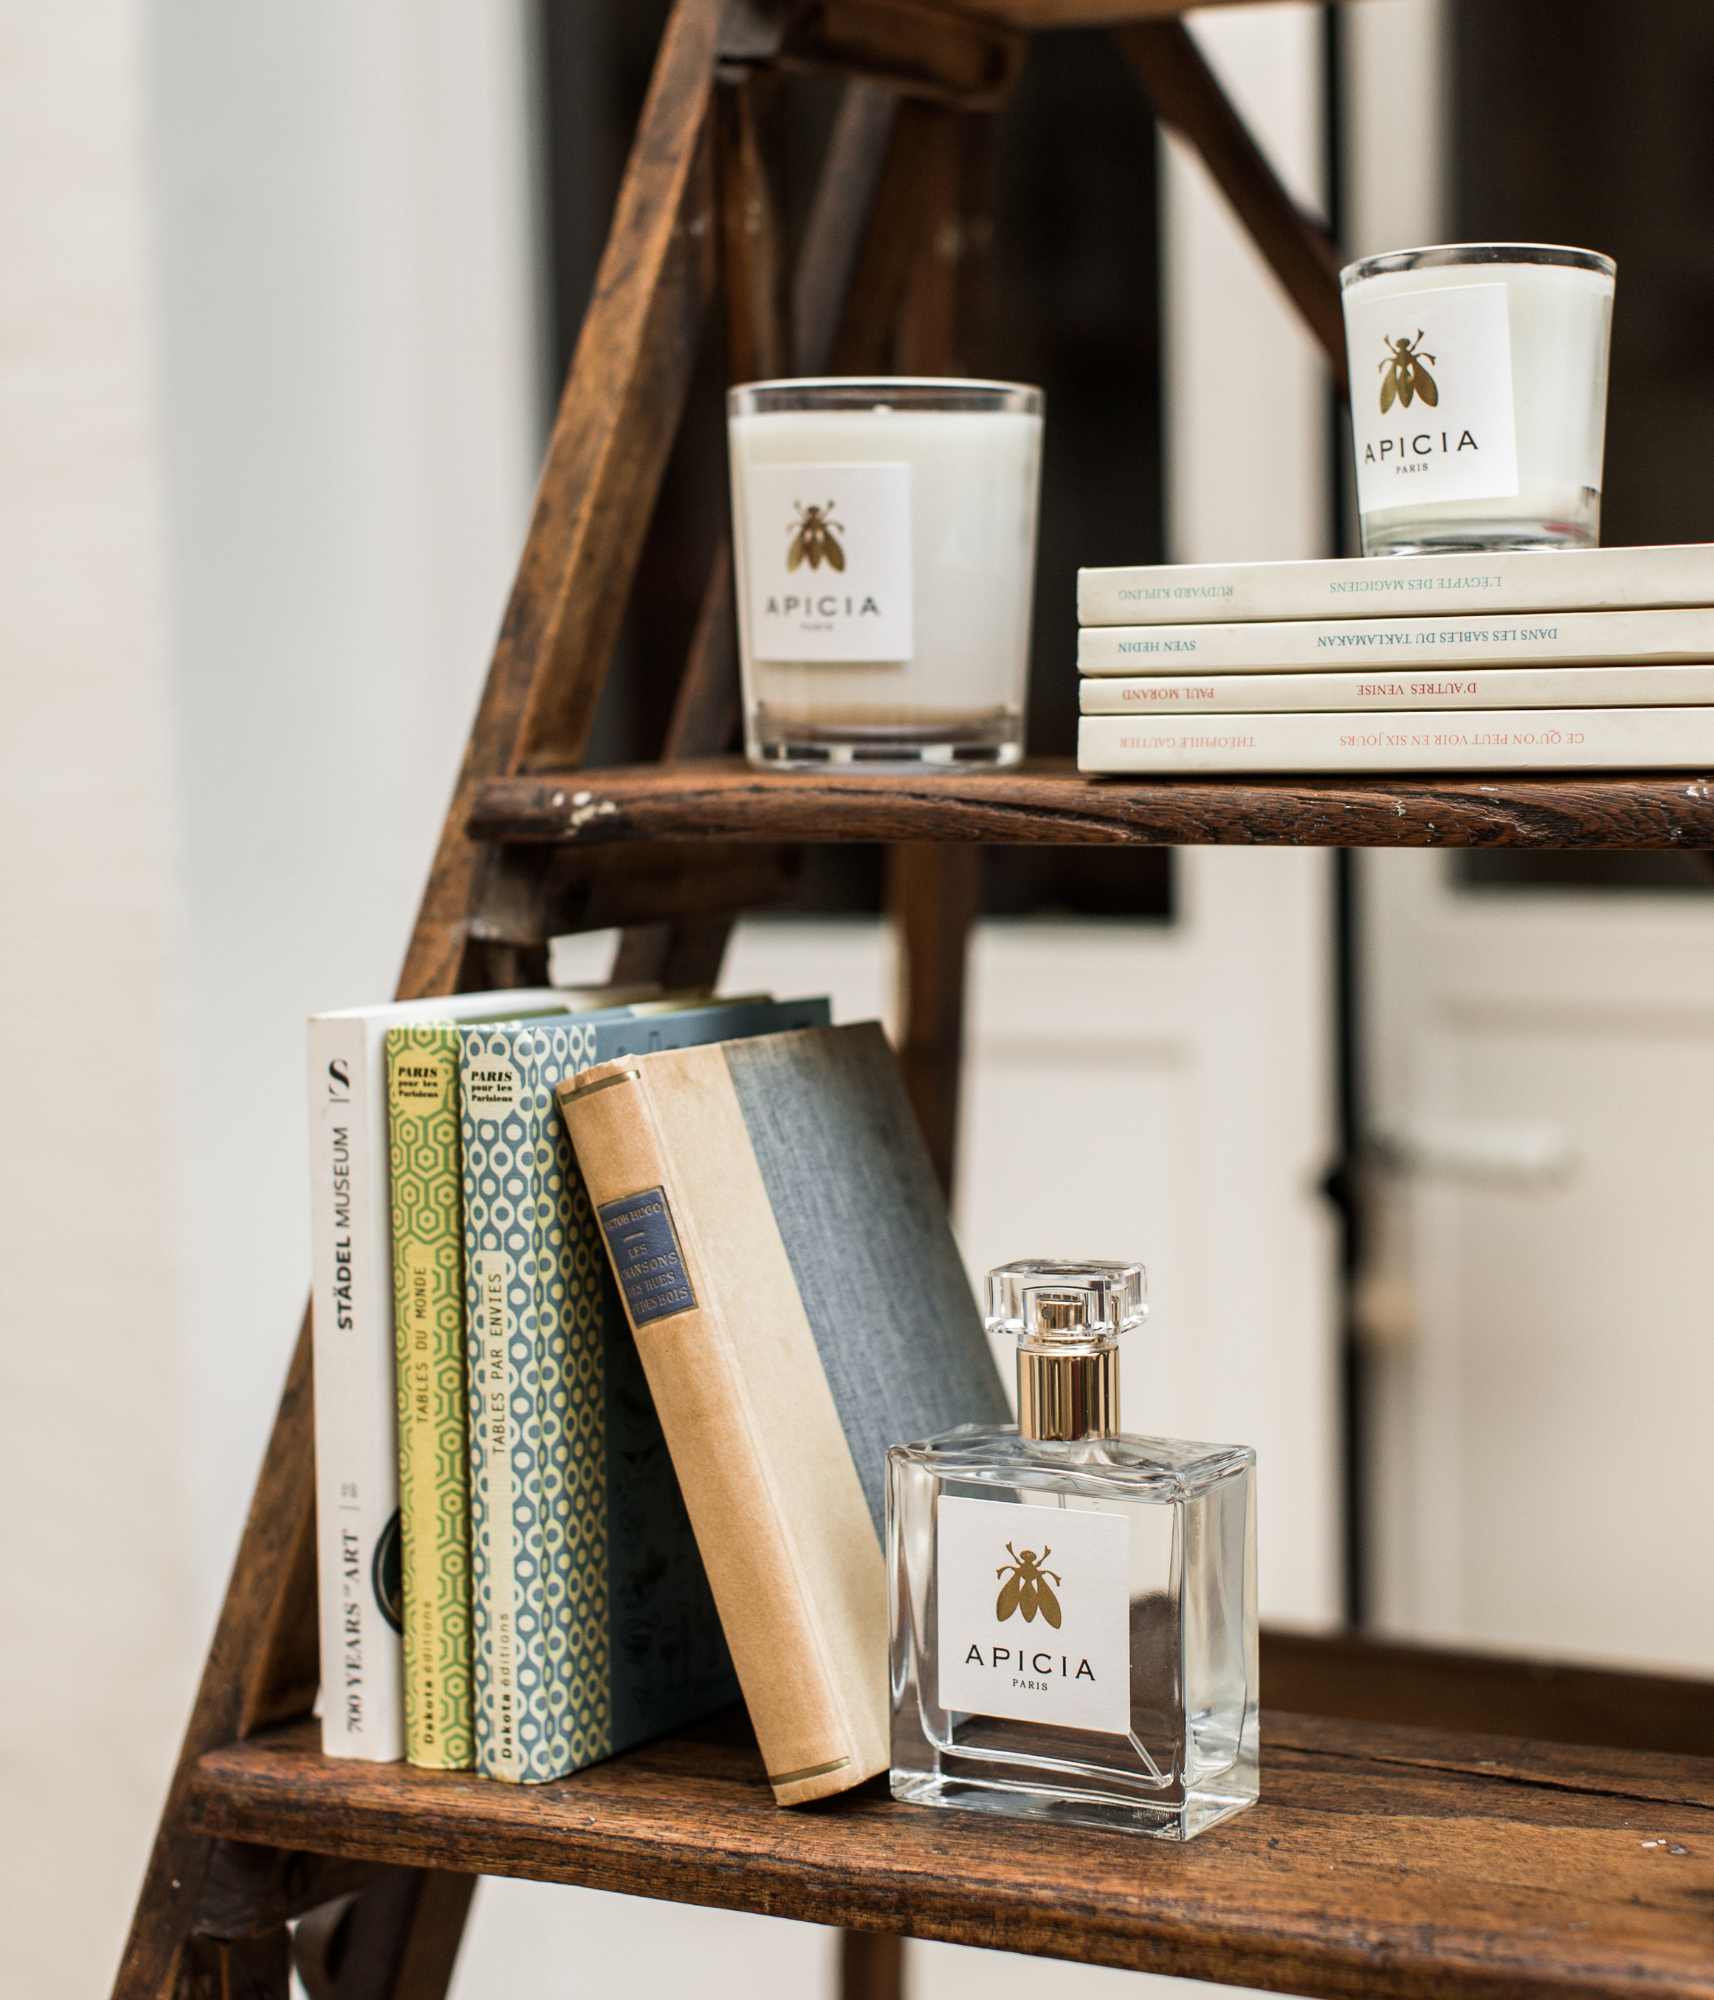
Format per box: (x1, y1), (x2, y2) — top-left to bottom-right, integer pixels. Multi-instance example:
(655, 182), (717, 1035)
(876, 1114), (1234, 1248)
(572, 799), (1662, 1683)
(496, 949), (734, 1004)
(145, 0), (542, 1616)
(1341, 0), (1448, 263)
(0, 11), (193, 1999)
(0, 7), (541, 1998)
(955, 869), (1339, 1627)
(1162, 2), (1329, 568)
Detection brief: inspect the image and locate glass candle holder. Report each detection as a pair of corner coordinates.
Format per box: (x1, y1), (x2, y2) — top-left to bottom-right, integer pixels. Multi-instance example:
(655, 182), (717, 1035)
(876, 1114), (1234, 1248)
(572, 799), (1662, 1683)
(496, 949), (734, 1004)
(1340, 243), (1615, 556)
(727, 377), (1043, 769)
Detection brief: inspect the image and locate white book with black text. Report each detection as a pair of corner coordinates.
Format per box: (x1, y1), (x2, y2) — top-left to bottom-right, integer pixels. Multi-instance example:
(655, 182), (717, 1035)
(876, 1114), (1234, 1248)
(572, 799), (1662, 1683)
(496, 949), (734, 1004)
(306, 985), (569, 1760)
(1077, 706), (1714, 775)
(1077, 607), (1714, 675)
(1078, 543), (1714, 628)
(1079, 662), (1714, 715)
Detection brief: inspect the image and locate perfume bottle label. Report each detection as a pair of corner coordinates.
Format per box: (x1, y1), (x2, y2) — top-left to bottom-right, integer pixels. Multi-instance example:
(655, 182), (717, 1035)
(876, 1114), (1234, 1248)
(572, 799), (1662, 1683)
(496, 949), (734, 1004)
(1344, 282), (1520, 513)
(934, 1494), (1130, 1735)
(743, 462), (913, 663)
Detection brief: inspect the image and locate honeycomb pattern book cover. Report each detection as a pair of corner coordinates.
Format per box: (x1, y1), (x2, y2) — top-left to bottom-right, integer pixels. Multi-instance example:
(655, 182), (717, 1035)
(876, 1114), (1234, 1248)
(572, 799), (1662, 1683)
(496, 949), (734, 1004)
(386, 1023), (476, 1770)
(458, 999), (827, 1783)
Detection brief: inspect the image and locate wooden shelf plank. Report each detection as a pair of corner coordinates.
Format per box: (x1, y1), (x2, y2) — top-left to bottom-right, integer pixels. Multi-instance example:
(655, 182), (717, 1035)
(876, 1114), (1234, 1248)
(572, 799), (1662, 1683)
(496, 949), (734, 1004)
(187, 1711), (1714, 2000)
(928, 0), (1309, 27)
(469, 757), (1714, 851)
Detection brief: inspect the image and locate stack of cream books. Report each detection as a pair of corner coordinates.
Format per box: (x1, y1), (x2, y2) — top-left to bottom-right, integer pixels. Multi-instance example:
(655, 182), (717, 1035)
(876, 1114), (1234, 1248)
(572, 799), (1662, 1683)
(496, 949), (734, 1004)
(1075, 544), (1714, 774)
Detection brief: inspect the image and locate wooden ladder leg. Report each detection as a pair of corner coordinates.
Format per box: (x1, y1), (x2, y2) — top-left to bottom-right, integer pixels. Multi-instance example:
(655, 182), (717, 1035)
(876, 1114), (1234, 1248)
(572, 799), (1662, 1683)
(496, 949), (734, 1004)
(175, 1929), (293, 2000)
(842, 100), (998, 1996)
(117, 5), (732, 1996)
(888, 844), (982, 1200)
(113, 1316), (318, 2000)
(609, 60), (909, 993)
(610, 58), (790, 992)
(881, 106), (995, 1200)
(1116, 20), (1347, 397)
(291, 1870), (477, 2000)
(841, 1930), (906, 2000)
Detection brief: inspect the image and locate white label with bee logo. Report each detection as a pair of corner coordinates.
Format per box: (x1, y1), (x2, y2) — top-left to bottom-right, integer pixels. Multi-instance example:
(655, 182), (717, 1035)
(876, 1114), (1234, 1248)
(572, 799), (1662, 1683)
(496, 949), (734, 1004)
(1344, 282), (1520, 513)
(742, 461), (913, 662)
(933, 1494), (1131, 1735)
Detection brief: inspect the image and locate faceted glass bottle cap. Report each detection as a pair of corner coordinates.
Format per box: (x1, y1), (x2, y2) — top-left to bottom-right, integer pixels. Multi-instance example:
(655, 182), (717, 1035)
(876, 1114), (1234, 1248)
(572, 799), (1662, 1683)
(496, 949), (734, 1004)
(985, 1260), (1148, 1344)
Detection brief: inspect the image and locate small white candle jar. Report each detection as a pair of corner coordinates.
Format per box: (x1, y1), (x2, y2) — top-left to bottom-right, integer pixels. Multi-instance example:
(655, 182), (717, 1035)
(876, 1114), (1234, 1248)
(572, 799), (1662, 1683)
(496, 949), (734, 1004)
(1340, 243), (1615, 556)
(727, 377), (1043, 769)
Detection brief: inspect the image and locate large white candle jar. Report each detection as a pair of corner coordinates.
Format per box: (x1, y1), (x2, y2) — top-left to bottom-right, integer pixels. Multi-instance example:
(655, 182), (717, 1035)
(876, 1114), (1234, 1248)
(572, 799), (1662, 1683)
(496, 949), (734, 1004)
(1340, 244), (1615, 556)
(727, 378), (1043, 768)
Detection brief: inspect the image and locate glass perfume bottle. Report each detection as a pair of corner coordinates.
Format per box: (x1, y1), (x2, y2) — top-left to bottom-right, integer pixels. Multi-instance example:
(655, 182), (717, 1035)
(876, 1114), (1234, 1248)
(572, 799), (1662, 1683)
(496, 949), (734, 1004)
(887, 1260), (1257, 1839)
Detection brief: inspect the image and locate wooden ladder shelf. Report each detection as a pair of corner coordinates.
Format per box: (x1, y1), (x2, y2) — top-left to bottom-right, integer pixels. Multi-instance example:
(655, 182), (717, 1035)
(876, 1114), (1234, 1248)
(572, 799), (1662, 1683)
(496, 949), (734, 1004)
(114, 3), (1714, 1997)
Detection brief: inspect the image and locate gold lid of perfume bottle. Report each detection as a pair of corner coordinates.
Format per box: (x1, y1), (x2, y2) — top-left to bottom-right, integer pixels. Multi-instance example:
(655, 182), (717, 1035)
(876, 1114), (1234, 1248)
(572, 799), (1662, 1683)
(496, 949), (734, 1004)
(1017, 1328), (1119, 1440)
(986, 1262), (1147, 1443)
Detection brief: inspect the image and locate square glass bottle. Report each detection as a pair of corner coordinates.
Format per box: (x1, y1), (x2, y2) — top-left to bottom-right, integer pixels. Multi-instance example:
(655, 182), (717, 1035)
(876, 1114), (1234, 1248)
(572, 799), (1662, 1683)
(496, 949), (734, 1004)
(887, 1261), (1257, 1839)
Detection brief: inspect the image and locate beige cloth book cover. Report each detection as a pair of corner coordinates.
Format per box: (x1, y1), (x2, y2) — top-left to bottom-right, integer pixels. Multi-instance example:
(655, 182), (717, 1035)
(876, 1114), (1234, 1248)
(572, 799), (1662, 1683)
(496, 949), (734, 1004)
(555, 1022), (1007, 1806)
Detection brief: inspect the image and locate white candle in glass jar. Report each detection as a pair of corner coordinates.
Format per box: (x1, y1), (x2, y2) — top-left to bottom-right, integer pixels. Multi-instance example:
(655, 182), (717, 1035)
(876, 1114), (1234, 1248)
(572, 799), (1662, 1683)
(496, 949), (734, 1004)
(1341, 244), (1614, 555)
(727, 379), (1043, 768)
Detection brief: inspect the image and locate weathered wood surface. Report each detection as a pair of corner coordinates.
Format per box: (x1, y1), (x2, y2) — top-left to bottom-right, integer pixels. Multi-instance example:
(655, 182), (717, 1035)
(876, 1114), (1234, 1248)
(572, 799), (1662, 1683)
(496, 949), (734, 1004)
(783, 0), (1025, 109)
(113, 1317), (320, 2000)
(842, 1932), (906, 2000)
(186, 1708), (1714, 2000)
(176, 1927), (291, 2000)
(1264, 1629), (1714, 1760)
(887, 844), (981, 1196)
(714, 66), (787, 385)
(469, 757), (1714, 851)
(832, 100), (966, 373)
(287, 1869), (475, 2000)
(930, 0), (1322, 23)
(793, 81), (900, 371)
(1118, 19), (1347, 396)
(610, 51), (798, 990)
(1256, 1632), (1712, 1760)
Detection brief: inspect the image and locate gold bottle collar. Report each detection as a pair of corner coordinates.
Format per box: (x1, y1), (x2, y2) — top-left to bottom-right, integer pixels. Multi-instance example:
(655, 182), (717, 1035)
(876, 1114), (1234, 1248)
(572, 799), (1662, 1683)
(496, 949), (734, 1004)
(1017, 1334), (1119, 1442)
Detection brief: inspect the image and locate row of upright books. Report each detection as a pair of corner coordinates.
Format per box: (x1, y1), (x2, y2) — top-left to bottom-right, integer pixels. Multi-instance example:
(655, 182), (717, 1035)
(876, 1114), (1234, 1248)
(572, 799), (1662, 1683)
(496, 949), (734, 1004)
(306, 987), (1004, 1802)
(1074, 541), (1714, 773)
(306, 984), (826, 1778)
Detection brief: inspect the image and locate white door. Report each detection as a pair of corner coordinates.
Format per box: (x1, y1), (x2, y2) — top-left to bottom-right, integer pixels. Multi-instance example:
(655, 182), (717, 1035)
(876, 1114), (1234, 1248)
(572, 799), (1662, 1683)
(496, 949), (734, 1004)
(955, 850), (1342, 1630)
(1360, 848), (1714, 1674)
(712, 844), (1343, 1637)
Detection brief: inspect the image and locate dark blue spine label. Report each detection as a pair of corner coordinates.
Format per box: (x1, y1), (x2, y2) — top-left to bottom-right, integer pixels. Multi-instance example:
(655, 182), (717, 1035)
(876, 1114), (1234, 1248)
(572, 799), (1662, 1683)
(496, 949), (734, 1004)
(598, 1186), (697, 1326)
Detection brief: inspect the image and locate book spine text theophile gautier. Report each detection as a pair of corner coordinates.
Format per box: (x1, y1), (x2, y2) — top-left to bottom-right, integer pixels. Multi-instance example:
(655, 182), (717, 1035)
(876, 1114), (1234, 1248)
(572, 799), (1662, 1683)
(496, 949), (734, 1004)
(1077, 706), (1714, 774)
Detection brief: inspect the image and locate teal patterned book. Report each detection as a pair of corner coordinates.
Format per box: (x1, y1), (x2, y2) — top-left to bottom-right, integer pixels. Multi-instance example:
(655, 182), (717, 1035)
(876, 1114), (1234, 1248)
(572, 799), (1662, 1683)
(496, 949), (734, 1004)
(460, 997), (830, 1782)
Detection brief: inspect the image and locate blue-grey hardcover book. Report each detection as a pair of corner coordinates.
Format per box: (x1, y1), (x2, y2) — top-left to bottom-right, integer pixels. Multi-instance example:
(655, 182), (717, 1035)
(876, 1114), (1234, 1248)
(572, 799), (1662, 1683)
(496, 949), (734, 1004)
(459, 996), (831, 1782)
(557, 1022), (1010, 1805)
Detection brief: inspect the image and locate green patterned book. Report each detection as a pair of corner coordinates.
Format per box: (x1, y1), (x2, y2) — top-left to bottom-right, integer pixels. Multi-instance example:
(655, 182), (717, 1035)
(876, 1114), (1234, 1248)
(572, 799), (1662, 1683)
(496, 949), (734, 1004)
(461, 997), (830, 1782)
(386, 1025), (477, 1769)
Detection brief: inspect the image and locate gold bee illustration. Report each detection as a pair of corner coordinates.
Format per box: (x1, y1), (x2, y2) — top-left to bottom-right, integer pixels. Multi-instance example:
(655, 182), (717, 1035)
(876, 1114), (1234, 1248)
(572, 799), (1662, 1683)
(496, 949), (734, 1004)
(995, 1543), (1062, 1627)
(787, 500), (845, 572)
(1379, 331), (1438, 413)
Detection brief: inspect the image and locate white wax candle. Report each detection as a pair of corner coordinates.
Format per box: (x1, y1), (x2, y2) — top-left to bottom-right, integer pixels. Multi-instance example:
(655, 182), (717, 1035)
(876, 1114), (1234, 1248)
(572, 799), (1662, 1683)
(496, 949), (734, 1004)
(1342, 251), (1614, 554)
(728, 390), (1042, 764)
